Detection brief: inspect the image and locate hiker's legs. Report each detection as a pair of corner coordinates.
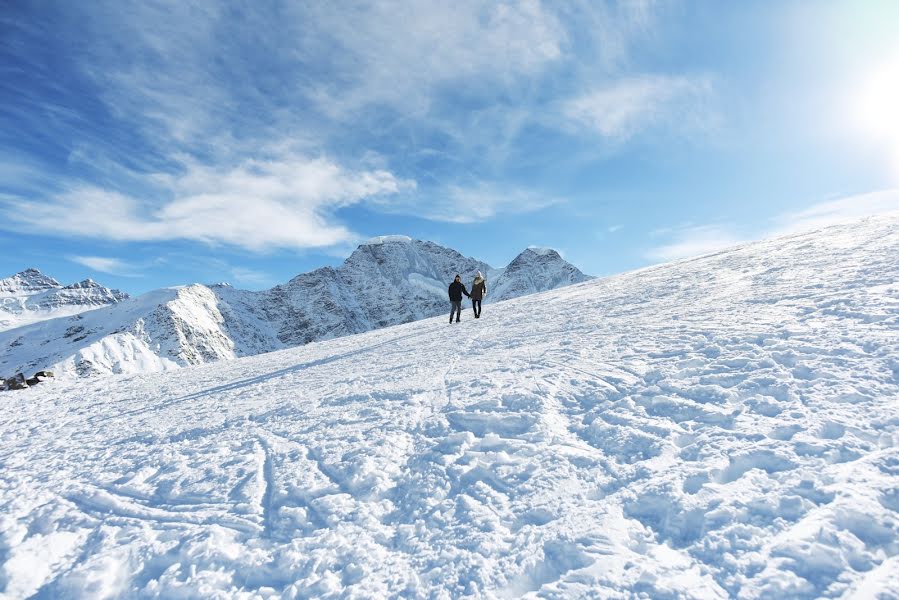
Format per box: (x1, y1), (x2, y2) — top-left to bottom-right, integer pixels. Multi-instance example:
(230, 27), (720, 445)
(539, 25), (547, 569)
(450, 301), (461, 322)
(472, 299), (481, 318)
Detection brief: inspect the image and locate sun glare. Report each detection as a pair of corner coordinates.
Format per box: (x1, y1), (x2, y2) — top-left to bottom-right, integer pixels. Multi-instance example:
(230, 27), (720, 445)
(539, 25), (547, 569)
(852, 50), (899, 179)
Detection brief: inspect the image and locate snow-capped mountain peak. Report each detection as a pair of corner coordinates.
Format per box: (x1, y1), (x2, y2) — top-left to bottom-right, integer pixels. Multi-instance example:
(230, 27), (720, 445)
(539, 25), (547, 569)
(491, 246), (592, 301)
(0, 267), (61, 297)
(525, 246), (558, 256)
(0, 270), (129, 333)
(362, 234), (413, 245)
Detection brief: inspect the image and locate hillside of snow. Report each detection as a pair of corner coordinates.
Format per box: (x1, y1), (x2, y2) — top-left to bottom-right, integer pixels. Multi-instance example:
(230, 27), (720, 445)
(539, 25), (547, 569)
(0, 239), (590, 379)
(1, 215), (897, 598)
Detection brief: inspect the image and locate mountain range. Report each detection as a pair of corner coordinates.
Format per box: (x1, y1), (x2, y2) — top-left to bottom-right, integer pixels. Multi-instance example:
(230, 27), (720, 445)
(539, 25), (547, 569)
(0, 268), (129, 332)
(0, 237), (591, 378)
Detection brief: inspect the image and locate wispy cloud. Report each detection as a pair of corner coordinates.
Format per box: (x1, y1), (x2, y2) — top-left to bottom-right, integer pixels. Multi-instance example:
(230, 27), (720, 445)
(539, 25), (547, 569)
(645, 224), (744, 263)
(375, 182), (561, 224)
(70, 255), (137, 276)
(563, 75), (715, 141)
(1, 154), (414, 251)
(770, 189), (899, 235)
(302, 0), (565, 119)
(1, 1), (686, 246)
(229, 267), (274, 288)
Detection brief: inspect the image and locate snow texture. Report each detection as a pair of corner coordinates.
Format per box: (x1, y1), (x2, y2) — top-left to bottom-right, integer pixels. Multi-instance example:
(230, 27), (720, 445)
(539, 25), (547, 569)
(0, 215), (897, 598)
(0, 240), (590, 379)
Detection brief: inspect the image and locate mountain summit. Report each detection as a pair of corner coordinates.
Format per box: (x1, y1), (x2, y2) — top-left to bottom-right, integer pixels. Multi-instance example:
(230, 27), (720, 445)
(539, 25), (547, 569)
(492, 247), (592, 302)
(0, 268), (62, 296)
(0, 238), (590, 378)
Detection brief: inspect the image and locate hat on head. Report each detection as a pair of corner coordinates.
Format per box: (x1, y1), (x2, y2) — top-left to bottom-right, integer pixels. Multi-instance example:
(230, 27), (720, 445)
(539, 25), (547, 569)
(477, 271), (482, 278)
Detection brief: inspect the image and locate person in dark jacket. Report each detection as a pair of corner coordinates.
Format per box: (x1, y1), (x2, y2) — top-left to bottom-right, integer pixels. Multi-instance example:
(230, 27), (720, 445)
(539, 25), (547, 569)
(470, 271), (486, 318)
(448, 274), (469, 323)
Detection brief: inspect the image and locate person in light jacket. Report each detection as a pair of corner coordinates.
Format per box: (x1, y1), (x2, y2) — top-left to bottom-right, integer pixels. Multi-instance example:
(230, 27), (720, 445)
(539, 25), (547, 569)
(448, 274), (470, 323)
(470, 271), (486, 318)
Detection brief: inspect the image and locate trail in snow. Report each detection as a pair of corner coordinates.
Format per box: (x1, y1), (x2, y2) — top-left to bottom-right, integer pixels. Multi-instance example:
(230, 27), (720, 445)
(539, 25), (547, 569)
(0, 215), (897, 598)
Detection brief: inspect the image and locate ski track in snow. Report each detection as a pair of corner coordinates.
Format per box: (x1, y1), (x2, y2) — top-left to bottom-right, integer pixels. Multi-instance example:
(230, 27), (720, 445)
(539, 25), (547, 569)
(1, 216), (899, 598)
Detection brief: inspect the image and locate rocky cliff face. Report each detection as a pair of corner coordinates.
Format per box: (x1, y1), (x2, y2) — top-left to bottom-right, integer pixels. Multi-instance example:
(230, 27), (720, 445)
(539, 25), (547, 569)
(0, 239), (591, 378)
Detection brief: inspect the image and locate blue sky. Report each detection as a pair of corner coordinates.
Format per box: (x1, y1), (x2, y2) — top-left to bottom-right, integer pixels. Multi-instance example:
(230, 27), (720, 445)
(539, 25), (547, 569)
(2, 1), (898, 294)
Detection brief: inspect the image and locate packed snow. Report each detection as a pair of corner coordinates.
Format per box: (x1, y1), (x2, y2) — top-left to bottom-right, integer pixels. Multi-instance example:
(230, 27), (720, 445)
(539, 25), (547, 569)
(1, 215), (897, 598)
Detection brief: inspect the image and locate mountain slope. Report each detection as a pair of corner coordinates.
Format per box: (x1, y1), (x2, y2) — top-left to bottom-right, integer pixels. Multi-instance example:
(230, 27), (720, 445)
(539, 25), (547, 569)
(0, 268), (129, 332)
(0, 238), (589, 378)
(1, 214), (896, 598)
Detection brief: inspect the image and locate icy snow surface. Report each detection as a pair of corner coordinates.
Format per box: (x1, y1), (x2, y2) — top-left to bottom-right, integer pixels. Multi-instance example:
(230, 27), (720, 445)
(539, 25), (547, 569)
(1, 215), (898, 598)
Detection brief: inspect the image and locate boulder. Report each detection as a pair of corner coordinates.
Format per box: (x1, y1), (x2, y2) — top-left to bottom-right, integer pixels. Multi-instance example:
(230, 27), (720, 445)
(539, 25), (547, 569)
(25, 370), (55, 386)
(4, 373), (28, 390)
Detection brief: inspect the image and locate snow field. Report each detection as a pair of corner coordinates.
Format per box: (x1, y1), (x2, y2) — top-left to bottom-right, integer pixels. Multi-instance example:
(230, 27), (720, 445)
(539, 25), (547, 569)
(0, 215), (898, 598)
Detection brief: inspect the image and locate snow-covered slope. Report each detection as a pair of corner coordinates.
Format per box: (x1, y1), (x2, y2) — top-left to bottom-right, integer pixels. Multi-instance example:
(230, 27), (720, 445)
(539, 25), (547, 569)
(0, 268), (128, 332)
(1, 214), (896, 598)
(1, 239), (588, 378)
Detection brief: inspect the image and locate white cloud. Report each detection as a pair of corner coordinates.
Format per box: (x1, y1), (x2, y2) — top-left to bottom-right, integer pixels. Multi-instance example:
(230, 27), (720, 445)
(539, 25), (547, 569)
(301, 0), (566, 118)
(375, 182), (561, 224)
(645, 224), (744, 263)
(70, 256), (136, 276)
(229, 267), (274, 288)
(770, 189), (899, 235)
(564, 75), (715, 140)
(1, 154), (415, 251)
(4, 1), (682, 238)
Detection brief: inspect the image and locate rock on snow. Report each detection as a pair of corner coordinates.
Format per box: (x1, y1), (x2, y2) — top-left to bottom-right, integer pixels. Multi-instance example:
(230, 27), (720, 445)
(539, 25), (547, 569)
(0, 214), (897, 598)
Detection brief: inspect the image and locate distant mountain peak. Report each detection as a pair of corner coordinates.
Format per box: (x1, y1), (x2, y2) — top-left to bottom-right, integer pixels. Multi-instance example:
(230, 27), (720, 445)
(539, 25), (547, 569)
(64, 278), (100, 289)
(0, 270), (128, 331)
(362, 235), (413, 246)
(0, 268), (62, 296)
(524, 246), (560, 257)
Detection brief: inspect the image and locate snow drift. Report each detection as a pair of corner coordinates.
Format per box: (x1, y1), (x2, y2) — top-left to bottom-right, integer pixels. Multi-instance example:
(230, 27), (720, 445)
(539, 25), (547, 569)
(0, 215), (897, 598)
